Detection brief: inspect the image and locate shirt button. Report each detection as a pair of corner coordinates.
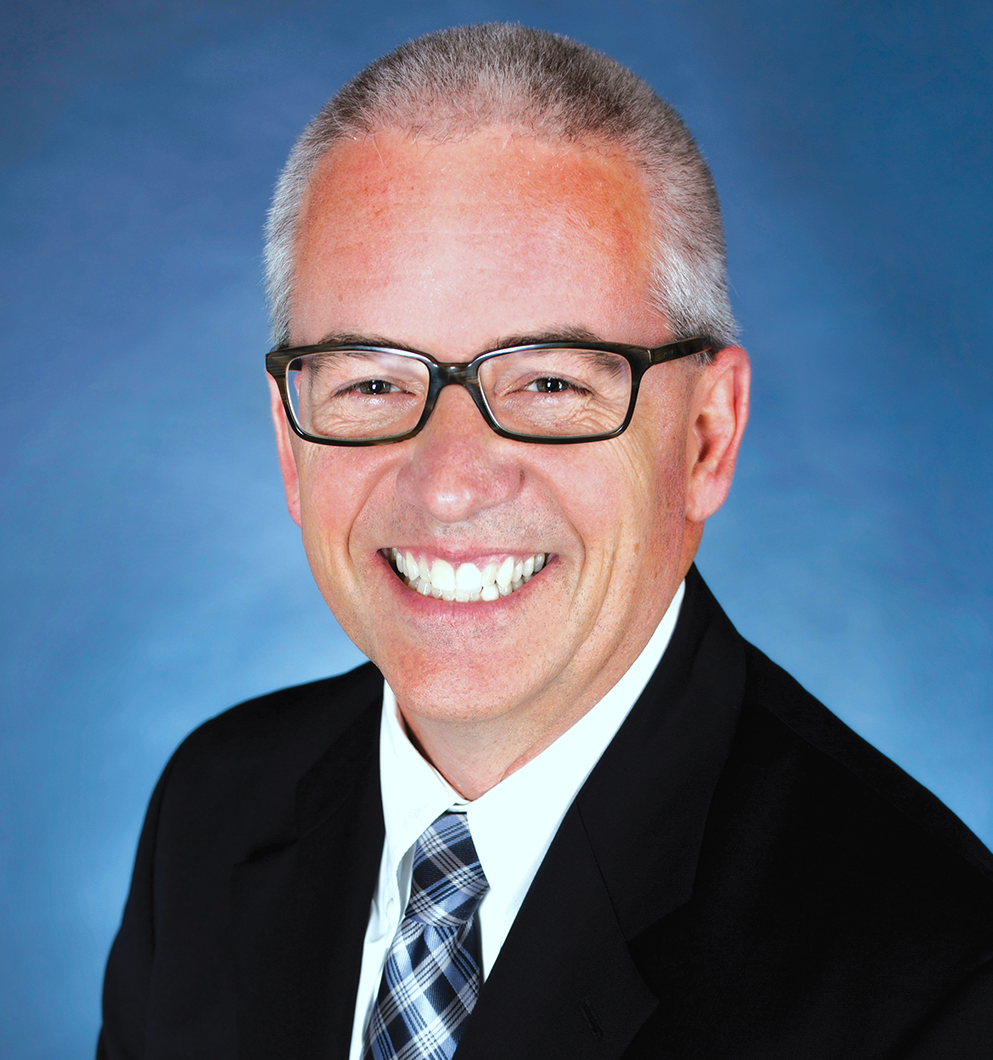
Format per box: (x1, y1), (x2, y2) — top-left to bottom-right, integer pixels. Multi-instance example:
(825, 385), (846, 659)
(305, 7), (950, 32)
(386, 898), (396, 918)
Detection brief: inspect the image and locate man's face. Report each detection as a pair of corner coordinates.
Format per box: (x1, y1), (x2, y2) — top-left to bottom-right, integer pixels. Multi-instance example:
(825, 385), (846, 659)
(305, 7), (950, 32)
(272, 129), (741, 763)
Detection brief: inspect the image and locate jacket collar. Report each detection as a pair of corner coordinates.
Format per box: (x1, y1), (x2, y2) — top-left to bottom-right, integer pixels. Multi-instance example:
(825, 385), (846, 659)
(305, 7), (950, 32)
(231, 677), (384, 1060)
(578, 565), (746, 936)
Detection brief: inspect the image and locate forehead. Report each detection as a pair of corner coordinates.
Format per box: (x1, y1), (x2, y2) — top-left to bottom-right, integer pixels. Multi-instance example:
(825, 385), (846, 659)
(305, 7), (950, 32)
(290, 128), (662, 350)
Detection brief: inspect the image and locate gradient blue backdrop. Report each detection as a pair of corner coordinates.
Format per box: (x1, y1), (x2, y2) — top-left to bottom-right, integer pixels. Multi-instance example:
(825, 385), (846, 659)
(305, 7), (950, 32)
(1, 1), (990, 1055)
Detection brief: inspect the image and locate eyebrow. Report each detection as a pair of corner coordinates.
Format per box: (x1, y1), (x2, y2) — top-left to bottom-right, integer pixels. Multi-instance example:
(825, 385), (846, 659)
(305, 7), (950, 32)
(310, 325), (606, 354)
(312, 331), (417, 350)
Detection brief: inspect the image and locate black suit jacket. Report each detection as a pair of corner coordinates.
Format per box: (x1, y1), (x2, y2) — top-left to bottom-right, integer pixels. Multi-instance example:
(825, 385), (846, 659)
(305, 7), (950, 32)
(99, 568), (993, 1059)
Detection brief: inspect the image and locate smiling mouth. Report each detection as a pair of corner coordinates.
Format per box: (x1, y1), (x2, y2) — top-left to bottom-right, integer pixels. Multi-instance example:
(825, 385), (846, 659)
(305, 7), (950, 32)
(387, 548), (547, 602)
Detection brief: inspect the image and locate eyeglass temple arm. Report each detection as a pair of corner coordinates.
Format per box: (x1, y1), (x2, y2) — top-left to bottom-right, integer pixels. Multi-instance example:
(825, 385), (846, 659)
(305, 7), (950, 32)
(648, 336), (715, 365)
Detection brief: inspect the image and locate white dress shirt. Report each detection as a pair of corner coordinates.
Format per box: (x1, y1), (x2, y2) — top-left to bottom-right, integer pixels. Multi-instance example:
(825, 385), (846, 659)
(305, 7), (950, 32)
(347, 581), (685, 1059)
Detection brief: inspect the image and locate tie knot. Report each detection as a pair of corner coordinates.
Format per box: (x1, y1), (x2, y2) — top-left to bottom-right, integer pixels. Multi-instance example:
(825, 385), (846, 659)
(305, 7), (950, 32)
(407, 812), (489, 929)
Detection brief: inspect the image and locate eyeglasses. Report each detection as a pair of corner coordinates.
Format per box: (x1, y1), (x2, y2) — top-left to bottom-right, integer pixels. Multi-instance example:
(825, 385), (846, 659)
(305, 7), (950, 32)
(266, 336), (713, 446)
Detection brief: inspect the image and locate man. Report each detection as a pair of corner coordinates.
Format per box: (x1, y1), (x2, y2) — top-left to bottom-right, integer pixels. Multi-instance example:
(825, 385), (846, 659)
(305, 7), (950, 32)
(99, 24), (993, 1060)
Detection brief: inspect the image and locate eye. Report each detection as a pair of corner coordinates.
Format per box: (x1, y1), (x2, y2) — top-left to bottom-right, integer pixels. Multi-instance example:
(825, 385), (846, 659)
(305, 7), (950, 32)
(348, 378), (403, 396)
(524, 376), (585, 394)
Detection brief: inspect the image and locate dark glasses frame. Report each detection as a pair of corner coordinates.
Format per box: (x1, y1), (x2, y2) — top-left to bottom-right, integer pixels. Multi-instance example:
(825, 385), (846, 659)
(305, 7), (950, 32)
(266, 335), (714, 446)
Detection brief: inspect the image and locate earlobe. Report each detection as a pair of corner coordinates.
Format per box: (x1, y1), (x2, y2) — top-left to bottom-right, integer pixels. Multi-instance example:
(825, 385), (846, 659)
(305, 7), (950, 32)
(268, 376), (303, 527)
(685, 345), (750, 524)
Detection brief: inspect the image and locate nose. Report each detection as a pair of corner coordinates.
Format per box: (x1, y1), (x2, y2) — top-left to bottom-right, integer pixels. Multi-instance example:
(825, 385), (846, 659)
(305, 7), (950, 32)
(395, 384), (523, 523)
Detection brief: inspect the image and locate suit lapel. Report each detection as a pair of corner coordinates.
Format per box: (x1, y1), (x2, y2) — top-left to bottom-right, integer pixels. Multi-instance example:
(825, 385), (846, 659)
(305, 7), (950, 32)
(577, 567), (747, 938)
(231, 696), (384, 1060)
(457, 808), (658, 1060)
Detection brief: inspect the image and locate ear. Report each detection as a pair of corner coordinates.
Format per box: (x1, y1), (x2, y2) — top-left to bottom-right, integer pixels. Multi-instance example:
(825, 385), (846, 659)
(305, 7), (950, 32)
(684, 345), (750, 524)
(268, 375), (303, 527)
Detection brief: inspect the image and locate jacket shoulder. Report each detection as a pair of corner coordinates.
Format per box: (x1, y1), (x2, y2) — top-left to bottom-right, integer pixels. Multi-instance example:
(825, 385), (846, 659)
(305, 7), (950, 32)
(153, 661), (383, 854)
(739, 642), (993, 881)
(100, 663), (384, 1060)
(170, 661), (382, 775)
(625, 636), (993, 1058)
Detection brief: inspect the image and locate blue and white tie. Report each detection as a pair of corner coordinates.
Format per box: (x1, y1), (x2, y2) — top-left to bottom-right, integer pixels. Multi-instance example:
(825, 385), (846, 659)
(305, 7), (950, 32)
(363, 812), (490, 1060)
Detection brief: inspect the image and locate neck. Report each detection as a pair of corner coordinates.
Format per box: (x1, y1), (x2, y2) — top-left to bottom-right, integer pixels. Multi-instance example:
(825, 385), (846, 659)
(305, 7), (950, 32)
(396, 582), (692, 798)
(398, 699), (593, 800)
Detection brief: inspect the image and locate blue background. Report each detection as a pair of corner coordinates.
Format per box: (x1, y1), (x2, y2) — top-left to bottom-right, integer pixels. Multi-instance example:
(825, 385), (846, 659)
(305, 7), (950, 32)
(1, 1), (990, 1055)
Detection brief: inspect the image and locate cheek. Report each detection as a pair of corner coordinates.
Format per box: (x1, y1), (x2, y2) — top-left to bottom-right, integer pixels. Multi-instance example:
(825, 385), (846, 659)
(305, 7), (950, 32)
(294, 446), (393, 564)
(550, 434), (680, 561)
(595, 410), (691, 557)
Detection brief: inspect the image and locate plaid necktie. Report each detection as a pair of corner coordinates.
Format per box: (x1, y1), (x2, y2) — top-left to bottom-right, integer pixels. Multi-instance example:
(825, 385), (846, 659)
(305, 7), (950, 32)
(363, 812), (490, 1060)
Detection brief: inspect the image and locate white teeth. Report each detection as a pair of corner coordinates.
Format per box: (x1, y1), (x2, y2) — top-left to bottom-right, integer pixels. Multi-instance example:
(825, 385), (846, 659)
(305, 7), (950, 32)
(496, 556), (514, 589)
(390, 551), (547, 602)
(430, 558), (456, 592)
(455, 563), (482, 594)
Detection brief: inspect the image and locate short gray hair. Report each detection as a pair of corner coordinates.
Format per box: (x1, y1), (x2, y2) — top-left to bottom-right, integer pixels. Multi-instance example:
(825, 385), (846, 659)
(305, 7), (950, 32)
(264, 23), (738, 354)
